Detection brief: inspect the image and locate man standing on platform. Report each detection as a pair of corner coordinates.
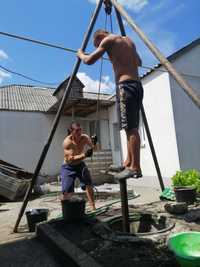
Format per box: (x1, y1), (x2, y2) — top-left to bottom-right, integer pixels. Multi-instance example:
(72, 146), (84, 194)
(77, 29), (143, 179)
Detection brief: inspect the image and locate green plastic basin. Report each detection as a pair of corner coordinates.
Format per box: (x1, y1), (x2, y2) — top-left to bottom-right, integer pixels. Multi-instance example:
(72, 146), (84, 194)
(168, 232), (200, 267)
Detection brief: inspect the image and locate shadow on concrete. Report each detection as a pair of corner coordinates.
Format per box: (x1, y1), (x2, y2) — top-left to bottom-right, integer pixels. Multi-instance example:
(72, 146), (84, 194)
(0, 238), (60, 267)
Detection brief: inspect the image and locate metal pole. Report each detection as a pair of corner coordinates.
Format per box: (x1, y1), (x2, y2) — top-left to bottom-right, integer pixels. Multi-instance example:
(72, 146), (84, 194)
(111, 0), (200, 110)
(119, 179), (130, 232)
(114, 7), (165, 191)
(13, 0), (104, 233)
(140, 106), (165, 190)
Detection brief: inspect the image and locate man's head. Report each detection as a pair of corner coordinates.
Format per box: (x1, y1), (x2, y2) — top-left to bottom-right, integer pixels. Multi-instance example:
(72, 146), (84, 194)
(93, 29), (109, 47)
(68, 122), (82, 139)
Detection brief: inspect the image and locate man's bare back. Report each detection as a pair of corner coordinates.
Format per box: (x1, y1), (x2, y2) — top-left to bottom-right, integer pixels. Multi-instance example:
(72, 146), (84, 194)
(105, 35), (141, 82)
(77, 31), (143, 180)
(77, 33), (141, 83)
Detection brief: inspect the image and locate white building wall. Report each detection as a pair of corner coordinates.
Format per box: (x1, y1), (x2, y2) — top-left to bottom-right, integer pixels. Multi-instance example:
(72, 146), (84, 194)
(108, 104), (122, 165)
(0, 110), (110, 175)
(0, 112), (66, 175)
(107, 43), (200, 187)
(169, 44), (200, 171)
(118, 71), (180, 187)
(82, 109), (111, 150)
(141, 71), (180, 184)
(100, 119), (111, 150)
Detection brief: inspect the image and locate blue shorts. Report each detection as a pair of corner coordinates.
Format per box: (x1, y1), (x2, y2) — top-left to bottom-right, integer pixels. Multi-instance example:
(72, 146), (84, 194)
(116, 80), (143, 131)
(60, 162), (92, 193)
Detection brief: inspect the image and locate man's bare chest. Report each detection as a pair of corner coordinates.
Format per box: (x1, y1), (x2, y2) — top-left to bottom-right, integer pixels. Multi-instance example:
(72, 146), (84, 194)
(69, 141), (85, 154)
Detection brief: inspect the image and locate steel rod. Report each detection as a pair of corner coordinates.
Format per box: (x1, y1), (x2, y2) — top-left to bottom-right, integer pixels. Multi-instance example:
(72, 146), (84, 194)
(140, 106), (165, 190)
(13, 0), (104, 233)
(111, 0), (200, 110)
(119, 179), (130, 232)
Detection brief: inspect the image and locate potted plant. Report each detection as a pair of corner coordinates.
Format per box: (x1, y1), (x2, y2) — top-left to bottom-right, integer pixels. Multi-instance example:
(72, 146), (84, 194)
(172, 169), (200, 204)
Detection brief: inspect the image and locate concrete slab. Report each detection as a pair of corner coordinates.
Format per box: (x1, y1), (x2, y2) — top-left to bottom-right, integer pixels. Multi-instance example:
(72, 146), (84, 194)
(0, 182), (161, 244)
(1, 180), (199, 267)
(36, 214), (179, 267)
(37, 221), (102, 267)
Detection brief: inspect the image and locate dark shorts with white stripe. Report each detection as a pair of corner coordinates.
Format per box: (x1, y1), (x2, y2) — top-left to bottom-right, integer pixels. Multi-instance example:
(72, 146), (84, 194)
(116, 80), (143, 131)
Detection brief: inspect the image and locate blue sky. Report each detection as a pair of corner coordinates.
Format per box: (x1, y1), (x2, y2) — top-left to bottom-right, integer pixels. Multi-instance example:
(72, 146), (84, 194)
(0, 0), (199, 94)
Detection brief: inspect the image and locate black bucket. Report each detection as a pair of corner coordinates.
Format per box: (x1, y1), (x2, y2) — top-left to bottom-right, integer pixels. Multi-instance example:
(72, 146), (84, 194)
(138, 213), (152, 233)
(61, 197), (86, 222)
(26, 208), (49, 232)
(174, 186), (196, 204)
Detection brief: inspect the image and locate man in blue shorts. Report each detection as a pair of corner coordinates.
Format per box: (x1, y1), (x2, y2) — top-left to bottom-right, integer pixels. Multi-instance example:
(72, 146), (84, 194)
(77, 30), (143, 179)
(61, 122), (96, 210)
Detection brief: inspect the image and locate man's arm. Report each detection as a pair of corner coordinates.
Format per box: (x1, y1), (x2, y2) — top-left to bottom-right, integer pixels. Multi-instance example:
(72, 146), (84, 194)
(77, 37), (111, 65)
(82, 135), (94, 157)
(77, 46), (106, 65)
(84, 134), (93, 147)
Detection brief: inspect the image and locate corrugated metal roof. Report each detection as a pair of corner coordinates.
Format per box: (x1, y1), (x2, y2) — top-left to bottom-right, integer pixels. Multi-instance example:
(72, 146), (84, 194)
(0, 85), (57, 112)
(0, 84), (114, 112)
(82, 91), (113, 101)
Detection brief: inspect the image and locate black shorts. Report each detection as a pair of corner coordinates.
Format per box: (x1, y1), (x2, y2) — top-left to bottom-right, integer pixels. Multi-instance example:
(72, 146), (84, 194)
(116, 80), (143, 131)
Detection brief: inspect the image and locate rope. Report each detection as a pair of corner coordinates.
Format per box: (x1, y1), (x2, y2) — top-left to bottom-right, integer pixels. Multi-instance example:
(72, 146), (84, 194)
(0, 31), (77, 53)
(0, 31), (199, 80)
(0, 64), (58, 86)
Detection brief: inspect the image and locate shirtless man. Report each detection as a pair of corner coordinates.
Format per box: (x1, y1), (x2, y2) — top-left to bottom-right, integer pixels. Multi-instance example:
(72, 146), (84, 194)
(60, 122), (96, 210)
(77, 30), (143, 179)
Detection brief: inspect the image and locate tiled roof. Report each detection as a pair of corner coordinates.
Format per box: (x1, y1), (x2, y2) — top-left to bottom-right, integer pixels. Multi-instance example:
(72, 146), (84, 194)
(0, 85), (57, 112)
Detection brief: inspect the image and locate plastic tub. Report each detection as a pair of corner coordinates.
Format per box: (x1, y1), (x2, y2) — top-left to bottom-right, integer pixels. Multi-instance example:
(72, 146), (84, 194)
(168, 232), (200, 267)
(174, 186), (196, 204)
(26, 208), (49, 232)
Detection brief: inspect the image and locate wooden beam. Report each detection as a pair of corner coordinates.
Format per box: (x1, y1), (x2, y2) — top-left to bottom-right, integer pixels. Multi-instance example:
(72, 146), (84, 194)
(111, 0), (200, 109)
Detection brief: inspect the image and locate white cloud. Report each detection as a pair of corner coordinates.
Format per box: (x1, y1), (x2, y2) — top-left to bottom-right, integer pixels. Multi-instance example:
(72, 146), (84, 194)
(88, 0), (97, 3)
(0, 50), (8, 60)
(118, 0), (148, 12)
(77, 72), (115, 94)
(0, 70), (11, 84)
(0, 49), (10, 83)
(88, 0), (148, 12)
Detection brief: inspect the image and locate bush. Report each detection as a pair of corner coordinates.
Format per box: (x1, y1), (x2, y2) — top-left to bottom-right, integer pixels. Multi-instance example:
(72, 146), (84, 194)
(172, 169), (200, 193)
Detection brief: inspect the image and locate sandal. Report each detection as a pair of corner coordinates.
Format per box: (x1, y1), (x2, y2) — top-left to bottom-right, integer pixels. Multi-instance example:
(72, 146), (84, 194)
(132, 170), (143, 179)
